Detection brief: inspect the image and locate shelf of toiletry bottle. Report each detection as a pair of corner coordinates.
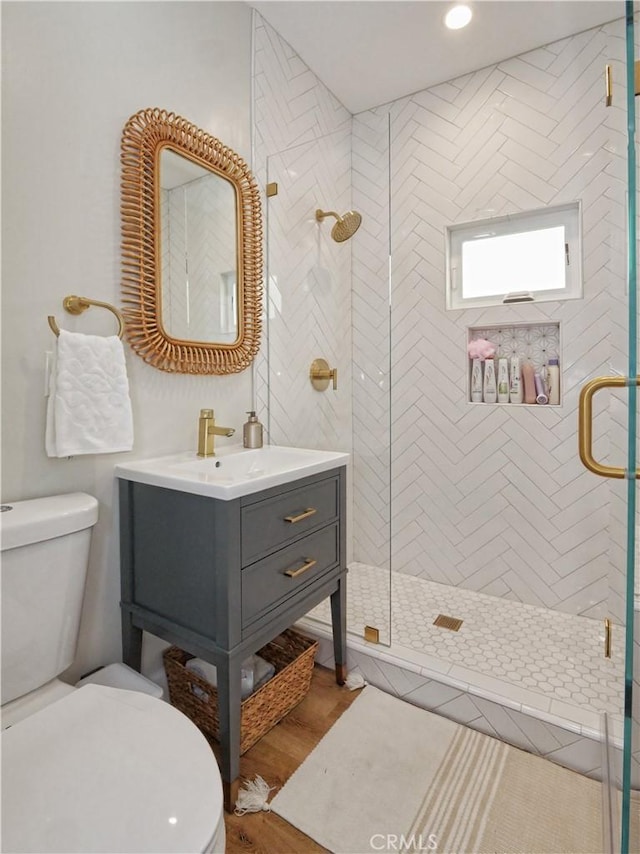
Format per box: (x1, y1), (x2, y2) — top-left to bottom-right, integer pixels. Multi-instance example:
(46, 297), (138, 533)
(468, 355), (560, 408)
(467, 326), (561, 409)
(467, 401), (561, 407)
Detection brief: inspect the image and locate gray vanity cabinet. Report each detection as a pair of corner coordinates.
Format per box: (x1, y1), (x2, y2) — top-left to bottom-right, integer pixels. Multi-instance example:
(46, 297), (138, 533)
(118, 465), (347, 810)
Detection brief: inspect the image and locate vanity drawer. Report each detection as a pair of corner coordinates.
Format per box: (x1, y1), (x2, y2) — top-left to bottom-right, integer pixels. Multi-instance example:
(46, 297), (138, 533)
(241, 474), (339, 565)
(241, 524), (339, 630)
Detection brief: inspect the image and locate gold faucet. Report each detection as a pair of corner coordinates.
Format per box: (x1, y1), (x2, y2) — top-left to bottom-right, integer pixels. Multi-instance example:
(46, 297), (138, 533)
(197, 409), (235, 457)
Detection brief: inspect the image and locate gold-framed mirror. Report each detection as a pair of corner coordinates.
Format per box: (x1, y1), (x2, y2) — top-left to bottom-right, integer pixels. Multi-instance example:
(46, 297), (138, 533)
(121, 108), (263, 374)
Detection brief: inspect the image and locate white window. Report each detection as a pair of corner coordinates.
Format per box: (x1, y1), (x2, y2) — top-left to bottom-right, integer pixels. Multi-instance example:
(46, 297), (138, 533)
(446, 202), (582, 310)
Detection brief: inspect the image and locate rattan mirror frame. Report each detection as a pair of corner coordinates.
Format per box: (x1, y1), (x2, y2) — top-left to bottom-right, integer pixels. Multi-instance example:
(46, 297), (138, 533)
(121, 108), (263, 374)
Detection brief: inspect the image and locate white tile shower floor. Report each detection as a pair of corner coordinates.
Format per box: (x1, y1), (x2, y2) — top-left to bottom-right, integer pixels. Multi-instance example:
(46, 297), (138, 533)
(308, 562), (624, 735)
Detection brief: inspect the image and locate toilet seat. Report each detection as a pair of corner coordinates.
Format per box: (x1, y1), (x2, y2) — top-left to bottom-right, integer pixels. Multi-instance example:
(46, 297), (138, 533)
(2, 684), (224, 853)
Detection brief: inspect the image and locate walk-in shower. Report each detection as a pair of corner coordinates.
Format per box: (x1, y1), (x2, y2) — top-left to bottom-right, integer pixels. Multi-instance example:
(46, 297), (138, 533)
(258, 7), (639, 850)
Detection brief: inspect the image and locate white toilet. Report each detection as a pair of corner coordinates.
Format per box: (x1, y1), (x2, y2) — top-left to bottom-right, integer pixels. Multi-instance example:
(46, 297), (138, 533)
(1, 493), (226, 854)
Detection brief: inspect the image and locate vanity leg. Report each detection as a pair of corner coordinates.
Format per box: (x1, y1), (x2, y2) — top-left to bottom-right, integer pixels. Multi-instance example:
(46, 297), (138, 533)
(216, 654), (242, 812)
(223, 779), (240, 813)
(330, 576), (347, 685)
(121, 609), (143, 672)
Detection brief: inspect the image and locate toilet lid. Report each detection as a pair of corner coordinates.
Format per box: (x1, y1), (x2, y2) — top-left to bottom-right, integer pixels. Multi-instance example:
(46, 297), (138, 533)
(2, 685), (223, 853)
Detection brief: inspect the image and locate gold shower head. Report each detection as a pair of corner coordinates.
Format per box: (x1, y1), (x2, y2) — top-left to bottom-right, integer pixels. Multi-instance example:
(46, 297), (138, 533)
(315, 208), (362, 242)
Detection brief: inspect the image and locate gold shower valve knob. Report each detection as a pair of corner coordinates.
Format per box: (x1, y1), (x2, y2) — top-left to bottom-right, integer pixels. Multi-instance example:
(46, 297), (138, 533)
(310, 358), (338, 391)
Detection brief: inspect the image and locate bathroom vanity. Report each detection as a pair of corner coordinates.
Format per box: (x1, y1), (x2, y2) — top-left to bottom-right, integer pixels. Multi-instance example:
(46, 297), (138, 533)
(116, 446), (348, 810)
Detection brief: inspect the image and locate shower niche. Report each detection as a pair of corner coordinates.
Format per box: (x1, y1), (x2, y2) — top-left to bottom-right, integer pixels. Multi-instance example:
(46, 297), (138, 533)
(467, 322), (561, 406)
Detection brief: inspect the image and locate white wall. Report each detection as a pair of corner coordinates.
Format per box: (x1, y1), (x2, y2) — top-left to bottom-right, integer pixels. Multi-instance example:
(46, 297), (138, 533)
(1, 1), (254, 681)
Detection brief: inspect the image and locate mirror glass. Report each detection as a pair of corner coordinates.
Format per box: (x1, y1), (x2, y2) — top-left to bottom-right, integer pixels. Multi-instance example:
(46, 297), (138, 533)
(159, 149), (238, 344)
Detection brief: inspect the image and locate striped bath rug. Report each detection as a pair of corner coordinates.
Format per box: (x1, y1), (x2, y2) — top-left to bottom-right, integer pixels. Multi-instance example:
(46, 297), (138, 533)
(270, 685), (629, 853)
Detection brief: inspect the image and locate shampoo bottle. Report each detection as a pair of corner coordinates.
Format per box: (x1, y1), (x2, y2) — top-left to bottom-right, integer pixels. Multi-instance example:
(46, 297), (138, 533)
(521, 363), (536, 405)
(509, 356), (522, 404)
(547, 358), (560, 405)
(483, 357), (497, 404)
(497, 358), (510, 403)
(470, 359), (483, 402)
(243, 411), (263, 448)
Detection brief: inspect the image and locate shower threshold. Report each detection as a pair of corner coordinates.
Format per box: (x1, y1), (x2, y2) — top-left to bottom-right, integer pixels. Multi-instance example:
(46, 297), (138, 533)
(300, 562), (627, 783)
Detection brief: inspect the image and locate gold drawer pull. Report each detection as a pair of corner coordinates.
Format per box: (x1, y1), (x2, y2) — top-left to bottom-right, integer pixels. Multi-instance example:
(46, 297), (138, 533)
(284, 558), (317, 578)
(284, 507), (317, 524)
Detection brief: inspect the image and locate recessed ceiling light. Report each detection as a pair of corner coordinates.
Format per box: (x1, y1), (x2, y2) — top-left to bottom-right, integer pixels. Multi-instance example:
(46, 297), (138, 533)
(445, 4), (472, 29)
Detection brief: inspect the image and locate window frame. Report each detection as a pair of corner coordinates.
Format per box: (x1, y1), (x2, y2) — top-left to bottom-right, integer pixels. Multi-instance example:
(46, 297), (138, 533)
(445, 202), (583, 311)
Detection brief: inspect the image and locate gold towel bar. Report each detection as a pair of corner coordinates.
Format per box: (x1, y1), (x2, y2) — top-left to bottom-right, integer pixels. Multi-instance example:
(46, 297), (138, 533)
(48, 295), (125, 339)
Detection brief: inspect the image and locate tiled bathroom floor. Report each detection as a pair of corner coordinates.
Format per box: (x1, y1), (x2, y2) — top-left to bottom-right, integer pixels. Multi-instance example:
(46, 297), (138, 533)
(308, 562), (624, 724)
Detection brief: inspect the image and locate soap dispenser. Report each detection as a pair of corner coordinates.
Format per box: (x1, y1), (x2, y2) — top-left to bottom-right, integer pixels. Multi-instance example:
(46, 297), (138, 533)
(243, 411), (263, 449)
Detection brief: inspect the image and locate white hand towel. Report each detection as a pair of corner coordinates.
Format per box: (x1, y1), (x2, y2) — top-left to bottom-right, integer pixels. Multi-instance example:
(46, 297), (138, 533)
(46, 329), (134, 457)
(248, 654), (275, 690)
(186, 658), (219, 687)
(186, 656), (267, 699)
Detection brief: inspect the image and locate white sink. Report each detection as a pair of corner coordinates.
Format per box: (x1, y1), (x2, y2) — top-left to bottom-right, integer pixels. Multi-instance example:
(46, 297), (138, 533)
(115, 445), (349, 500)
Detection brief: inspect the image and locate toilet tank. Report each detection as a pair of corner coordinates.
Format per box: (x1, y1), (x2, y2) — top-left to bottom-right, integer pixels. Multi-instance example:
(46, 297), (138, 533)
(1, 493), (99, 705)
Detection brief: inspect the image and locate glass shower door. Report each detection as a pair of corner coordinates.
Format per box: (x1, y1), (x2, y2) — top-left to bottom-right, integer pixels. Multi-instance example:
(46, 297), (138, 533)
(594, 3), (639, 849)
(264, 121), (393, 646)
(620, 4), (638, 847)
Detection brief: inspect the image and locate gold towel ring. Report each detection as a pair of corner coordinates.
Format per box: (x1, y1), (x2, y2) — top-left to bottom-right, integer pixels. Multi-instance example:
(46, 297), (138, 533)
(48, 295), (125, 339)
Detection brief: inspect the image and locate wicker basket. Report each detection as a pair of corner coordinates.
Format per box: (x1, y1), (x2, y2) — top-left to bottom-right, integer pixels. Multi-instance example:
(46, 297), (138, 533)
(163, 629), (318, 755)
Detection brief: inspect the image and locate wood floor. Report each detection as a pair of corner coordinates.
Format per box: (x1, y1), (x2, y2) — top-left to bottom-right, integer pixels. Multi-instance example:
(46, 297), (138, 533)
(208, 665), (361, 854)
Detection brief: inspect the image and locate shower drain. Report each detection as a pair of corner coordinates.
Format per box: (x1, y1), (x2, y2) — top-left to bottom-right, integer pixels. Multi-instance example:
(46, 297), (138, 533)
(433, 614), (463, 632)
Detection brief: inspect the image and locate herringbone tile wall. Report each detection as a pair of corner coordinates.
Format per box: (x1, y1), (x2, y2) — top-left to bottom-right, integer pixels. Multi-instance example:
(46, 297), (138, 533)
(264, 131), (353, 452)
(352, 20), (629, 620)
(252, 13), (352, 449)
(255, 11), (633, 623)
